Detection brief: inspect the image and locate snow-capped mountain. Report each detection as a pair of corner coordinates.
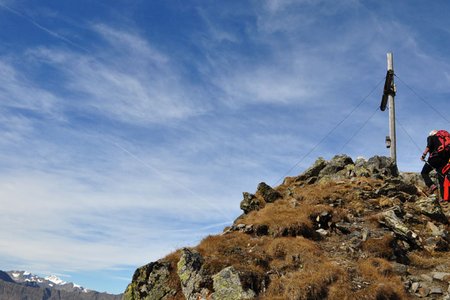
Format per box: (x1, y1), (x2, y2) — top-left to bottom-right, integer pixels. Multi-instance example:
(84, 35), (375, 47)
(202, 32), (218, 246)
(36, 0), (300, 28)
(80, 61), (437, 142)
(0, 270), (123, 300)
(45, 274), (67, 285)
(7, 270), (89, 293)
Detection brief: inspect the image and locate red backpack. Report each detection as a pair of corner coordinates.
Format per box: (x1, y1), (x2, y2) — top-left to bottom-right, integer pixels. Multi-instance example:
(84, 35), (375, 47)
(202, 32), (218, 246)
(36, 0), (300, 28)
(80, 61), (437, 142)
(436, 130), (450, 154)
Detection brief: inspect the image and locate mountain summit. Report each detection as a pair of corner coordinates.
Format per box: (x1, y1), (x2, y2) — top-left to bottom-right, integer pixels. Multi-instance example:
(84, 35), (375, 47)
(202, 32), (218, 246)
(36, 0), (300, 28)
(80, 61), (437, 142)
(123, 155), (450, 300)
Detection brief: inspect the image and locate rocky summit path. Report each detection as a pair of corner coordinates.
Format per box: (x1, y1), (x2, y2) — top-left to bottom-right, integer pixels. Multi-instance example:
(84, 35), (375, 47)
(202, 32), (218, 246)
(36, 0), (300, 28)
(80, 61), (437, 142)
(124, 155), (450, 300)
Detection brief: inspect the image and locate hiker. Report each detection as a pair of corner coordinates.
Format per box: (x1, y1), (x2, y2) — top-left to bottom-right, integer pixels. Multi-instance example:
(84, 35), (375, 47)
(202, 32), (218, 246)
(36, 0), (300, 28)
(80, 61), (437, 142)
(420, 130), (449, 197)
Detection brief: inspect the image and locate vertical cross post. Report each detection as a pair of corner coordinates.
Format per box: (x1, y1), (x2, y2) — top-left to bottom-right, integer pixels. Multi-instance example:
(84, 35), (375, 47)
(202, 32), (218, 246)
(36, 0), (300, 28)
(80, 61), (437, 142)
(387, 52), (397, 164)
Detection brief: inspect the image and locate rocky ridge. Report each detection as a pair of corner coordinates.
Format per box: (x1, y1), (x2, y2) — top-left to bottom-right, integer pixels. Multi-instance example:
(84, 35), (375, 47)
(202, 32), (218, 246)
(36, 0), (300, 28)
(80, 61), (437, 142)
(0, 270), (123, 300)
(124, 155), (450, 300)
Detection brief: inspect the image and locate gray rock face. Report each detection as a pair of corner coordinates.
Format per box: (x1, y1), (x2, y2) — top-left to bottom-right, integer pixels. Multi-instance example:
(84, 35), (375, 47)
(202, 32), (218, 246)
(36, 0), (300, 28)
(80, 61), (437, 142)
(240, 192), (262, 214)
(354, 157), (371, 177)
(373, 178), (418, 202)
(400, 172), (427, 189)
(297, 157), (327, 181)
(384, 178), (418, 195)
(431, 272), (450, 281)
(123, 261), (176, 300)
(211, 267), (255, 300)
(240, 183), (282, 215)
(319, 154), (353, 177)
(177, 248), (210, 300)
(415, 196), (449, 224)
(365, 155), (399, 178)
(256, 182), (281, 203)
(295, 155), (399, 184)
(379, 209), (421, 247)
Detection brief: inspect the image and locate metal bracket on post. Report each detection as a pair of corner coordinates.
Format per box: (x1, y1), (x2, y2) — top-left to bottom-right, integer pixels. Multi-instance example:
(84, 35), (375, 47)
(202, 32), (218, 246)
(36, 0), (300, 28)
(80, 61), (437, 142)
(385, 136), (391, 148)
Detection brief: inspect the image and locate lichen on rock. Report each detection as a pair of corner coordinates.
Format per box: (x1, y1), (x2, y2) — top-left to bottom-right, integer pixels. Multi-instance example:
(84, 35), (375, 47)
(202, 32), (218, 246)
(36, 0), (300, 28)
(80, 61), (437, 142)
(211, 266), (255, 300)
(123, 261), (177, 300)
(177, 248), (211, 300)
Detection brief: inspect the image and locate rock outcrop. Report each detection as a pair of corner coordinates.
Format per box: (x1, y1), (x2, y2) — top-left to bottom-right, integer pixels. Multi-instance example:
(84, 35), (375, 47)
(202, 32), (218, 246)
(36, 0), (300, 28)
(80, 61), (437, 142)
(124, 261), (178, 300)
(177, 248), (209, 300)
(124, 155), (450, 300)
(211, 267), (255, 300)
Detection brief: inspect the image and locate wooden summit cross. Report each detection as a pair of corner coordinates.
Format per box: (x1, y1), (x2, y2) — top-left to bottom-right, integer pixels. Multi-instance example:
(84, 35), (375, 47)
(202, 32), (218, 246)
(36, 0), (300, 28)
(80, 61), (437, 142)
(380, 52), (397, 165)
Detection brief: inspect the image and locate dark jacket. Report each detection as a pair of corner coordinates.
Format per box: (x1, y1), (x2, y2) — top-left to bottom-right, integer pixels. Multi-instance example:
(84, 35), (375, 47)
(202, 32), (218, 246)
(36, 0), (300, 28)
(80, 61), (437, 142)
(427, 135), (442, 158)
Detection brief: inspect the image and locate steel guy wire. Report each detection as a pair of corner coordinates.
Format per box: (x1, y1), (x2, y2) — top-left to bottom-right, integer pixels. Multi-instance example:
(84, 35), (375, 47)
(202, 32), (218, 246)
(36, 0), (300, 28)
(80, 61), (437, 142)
(339, 106), (380, 153)
(273, 76), (385, 186)
(396, 118), (423, 153)
(394, 74), (450, 125)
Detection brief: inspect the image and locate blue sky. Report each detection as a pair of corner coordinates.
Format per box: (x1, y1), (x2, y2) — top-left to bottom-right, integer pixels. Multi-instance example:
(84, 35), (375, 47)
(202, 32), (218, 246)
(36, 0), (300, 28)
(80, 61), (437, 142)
(0, 0), (449, 294)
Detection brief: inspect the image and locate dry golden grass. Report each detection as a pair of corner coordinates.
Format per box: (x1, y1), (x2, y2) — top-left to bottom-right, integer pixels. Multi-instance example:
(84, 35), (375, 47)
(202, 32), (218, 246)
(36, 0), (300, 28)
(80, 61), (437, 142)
(353, 283), (408, 300)
(292, 182), (350, 204)
(266, 237), (323, 273)
(196, 232), (269, 292)
(407, 251), (448, 269)
(241, 200), (334, 238)
(358, 258), (394, 279)
(266, 237), (319, 259)
(197, 231), (348, 297)
(362, 234), (395, 259)
(353, 258), (408, 299)
(161, 251), (184, 300)
(379, 197), (401, 208)
(290, 178), (382, 202)
(287, 178), (386, 218)
(262, 262), (346, 300)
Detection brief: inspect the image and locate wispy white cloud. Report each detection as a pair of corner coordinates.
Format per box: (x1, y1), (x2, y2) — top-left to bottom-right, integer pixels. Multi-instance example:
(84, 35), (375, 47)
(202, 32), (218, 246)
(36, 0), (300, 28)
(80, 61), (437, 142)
(196, 8), (239, 44)
(0, 1), (90, 53)
(0, 168), (233, 271)
(0, 59), (61, 116)
(23, 24), (209, 125)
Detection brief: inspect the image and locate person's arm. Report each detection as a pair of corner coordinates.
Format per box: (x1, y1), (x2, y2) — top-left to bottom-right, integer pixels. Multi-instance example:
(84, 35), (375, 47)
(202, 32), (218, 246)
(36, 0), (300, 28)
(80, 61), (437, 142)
(422, 136), (432, 161)
(421, 147), (429, 161)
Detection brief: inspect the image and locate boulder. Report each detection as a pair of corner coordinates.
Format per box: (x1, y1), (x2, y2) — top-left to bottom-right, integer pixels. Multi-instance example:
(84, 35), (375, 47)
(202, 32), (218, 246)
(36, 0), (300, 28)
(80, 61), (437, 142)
(211, 267), (255, 300)
(400, 172), (427, 189)
(365, 156), (399, 178)
(123, 261), (177, 300)
(255, 182), (281, 203)
(374, 178), (418, 202)
(177, 248), (210, 300)
(426, 222), (444, 237)
(319, 154), (353, 177)
(385, 178), (418, 195)
(379, 209), (421, 247)
(354, 157), (371, 177)
(240, 192), (262, 214)
(297, 155), (398, 183)
(296, 157), (327, 181)
(431, 272), (450, 281)
(415, 196), (449, 224)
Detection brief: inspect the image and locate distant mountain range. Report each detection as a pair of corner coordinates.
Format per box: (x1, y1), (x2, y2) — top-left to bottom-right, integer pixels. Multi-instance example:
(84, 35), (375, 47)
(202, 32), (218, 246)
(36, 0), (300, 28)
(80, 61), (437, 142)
(0, 270), (123, 300)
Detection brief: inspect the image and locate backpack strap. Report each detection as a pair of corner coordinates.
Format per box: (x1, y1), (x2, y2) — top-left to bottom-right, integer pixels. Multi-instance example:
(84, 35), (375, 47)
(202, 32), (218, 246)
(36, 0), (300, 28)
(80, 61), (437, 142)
(442, 163), (450, 176)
